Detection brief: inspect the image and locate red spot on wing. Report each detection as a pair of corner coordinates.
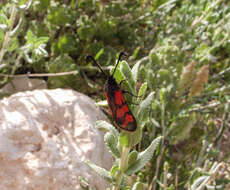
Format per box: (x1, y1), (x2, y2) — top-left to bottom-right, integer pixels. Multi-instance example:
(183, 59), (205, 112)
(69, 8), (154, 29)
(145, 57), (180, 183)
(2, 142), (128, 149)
(115, 90), (125, 105)
(122, 114), (134, 127)
(116, 104), (129, 118)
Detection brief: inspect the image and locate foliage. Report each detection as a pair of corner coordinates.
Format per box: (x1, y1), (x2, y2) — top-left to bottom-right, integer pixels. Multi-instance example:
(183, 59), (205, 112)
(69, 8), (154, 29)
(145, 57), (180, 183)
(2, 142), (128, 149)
(1, 0), (230, 190)
(86, 120), (162, 190)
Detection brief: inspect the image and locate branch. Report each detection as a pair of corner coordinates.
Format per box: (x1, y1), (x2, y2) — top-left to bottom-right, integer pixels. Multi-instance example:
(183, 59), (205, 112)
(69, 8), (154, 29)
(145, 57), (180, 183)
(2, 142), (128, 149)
(0, 70), (79, 78)
(0, 65), (111, 78)
(189, 101), (221, 112)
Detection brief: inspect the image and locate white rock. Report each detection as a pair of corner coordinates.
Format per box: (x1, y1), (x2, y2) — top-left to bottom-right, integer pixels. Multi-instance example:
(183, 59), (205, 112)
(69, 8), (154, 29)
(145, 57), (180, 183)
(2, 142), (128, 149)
(0, 89), (113, 190)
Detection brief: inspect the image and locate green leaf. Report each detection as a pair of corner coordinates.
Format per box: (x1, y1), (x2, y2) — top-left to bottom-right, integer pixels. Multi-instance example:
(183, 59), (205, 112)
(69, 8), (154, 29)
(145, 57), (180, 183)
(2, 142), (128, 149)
(85, 160), (113, 183)
(128, 150), (138, 167)
(10, 17), (22, 37)
(159, 88), (166, 103)
(119, 119), (142, 149)
(18, 0), (32, 10)
(137, 82), (147, 103)
(47, 55), (77, 88)
(104, 132), (120, 158)
(95, 48), (104, 60)
(78, 176), (96, 190)
(125, 136), (162, 175)
(77, 25), (95, 41)
(132, 182), (144, 190)
(110, 165), (120, 179)
(149, 117), (160, 128)
(113, 64), (126, 84)
(47, 6), (74, 26)
(95, 100), (107, 107)
(0, 24), (7, 32)
(26, 29), (33, 42)
(137, 92), (154, 125)
(95, 120), (119, 139)
(127, 124), (142, 148)
(191, 176), (209, 190)
(53, 34), (77, 54)
(157, 68), (171, 84)
(8, 37), (19, 52)
(131, 61), (141, 83)
(37, 0), (51, 10)
(120, 60), (136, 92)
(119, 133), (130, 148)
(35, 36), (49, 46)
(21, 29), (49, 62)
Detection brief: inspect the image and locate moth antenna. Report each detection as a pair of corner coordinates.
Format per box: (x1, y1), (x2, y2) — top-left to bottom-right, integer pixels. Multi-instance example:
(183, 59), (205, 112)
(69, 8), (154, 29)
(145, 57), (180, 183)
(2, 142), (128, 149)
(112, 52), (127, 77)
(85, 55), (108, 77)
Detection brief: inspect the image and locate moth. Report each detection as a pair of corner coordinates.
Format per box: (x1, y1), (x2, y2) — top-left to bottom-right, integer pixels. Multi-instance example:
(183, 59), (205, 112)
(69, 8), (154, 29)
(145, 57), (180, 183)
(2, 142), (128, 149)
(86, 52), (137, 131)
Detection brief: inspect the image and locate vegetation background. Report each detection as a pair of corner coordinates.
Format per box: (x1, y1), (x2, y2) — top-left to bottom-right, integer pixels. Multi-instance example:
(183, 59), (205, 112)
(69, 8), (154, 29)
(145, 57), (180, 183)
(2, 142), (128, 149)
(1, 0), (230, 189)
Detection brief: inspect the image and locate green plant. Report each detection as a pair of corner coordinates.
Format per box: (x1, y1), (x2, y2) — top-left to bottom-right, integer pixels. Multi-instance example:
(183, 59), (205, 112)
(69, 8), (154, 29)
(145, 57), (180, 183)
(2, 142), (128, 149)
(1, 0), (230, 189)
(82, 58), (162, 190)
(0, 1), (49, 76)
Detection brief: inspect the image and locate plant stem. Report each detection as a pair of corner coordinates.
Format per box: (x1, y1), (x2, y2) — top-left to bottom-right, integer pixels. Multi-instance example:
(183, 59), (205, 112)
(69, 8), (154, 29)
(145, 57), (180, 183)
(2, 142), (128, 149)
(120, 147), (130, 172)
(150, 94), (166, 190)
(163, 163), (168, 190)
(196, 139), (209, 167)
(196, 162), (224, 190)
(0, 3), (17, 64)
(150, 145), (166, 190)
(175, 167), (178, 190)
(114, 146), (130, 190)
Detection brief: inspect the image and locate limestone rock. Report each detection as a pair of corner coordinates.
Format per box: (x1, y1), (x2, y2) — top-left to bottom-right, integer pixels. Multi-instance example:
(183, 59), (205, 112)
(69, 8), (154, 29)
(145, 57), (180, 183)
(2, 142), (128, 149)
(0, 89), (112, 190)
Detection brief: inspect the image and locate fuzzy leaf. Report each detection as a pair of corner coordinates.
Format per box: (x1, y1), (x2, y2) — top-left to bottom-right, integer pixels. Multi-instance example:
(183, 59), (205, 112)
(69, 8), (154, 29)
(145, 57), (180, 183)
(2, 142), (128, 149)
(137, 92), (154, 124)
(191, 176), (208, 190)
(150, 117), (161, 128)
(78, 176), (96, 190)
(137, 82), (147, 103)
(120, 60), (136, 92)
(131, 61), (141, 83)
(110, 165), (120, 179)
(128, 150), (138, 167)
(10, 17), (22, 37)
(95, 120), (119, 139)
(0, 24), (7, 31)
(104, 133), (120, 158)
(85, 160), (113, 183)
(126, 136), (162, 175)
